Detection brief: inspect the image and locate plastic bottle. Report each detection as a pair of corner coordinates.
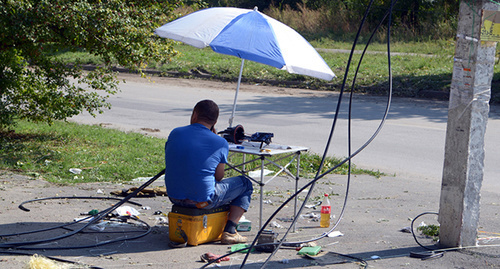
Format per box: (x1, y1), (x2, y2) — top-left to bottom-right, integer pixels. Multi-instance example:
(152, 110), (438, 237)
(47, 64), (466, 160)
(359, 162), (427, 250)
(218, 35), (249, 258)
(320, 193), (331, 228)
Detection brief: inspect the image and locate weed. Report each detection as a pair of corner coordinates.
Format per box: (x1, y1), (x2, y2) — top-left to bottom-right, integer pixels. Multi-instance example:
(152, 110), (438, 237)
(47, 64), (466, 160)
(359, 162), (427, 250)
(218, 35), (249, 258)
(417, 224), (440, 241)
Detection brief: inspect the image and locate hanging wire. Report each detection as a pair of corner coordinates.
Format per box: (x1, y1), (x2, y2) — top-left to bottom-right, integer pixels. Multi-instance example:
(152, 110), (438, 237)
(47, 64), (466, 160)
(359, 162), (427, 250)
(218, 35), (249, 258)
(258, 0), (381, 266)
(199, 0), (398, 267)
(257, 0), (395, 267)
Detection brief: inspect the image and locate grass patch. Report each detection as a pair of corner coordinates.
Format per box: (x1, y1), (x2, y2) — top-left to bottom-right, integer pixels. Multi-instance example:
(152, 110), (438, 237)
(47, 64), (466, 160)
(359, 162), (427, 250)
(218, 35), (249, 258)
(297, 153), (384, 179)
(0, 121), (165, 183)
(51, 39), (500, 103)
(417, 224), (440, 242)
(149, 43), (456, 98)
(309, 38), (456, 56)
(225, 150), (383, 179)
(1, 121), (383, 183)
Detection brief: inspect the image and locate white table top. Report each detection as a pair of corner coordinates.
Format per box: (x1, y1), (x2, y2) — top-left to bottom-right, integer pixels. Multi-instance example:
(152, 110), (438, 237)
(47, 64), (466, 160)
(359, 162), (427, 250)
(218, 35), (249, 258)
(228, 141), (308, 156)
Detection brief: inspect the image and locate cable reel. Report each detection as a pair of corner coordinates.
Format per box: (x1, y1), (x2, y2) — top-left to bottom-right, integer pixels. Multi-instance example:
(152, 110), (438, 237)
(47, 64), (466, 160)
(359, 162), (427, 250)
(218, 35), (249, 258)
(218, 124), (246, 144)
(218, 124), (274, 146)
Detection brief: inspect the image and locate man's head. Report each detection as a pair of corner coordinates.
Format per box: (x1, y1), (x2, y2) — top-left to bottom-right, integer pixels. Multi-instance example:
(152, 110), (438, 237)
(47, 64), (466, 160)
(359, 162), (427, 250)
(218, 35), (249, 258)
(191, 99), (219, 127)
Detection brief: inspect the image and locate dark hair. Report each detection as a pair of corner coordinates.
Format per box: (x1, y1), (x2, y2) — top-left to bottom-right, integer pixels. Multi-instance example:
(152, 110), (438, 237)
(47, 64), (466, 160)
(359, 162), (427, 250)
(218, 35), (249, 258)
(193, 100), (219, 125)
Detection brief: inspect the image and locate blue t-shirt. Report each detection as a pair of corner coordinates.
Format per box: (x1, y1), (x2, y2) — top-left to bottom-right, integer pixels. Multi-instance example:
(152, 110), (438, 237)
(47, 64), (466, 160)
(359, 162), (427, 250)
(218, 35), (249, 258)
(164, 123), (228, 202)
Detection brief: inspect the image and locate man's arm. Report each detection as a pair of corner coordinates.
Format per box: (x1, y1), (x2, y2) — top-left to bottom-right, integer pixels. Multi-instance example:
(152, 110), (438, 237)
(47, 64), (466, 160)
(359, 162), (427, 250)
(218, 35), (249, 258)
(215, 163), (225, 181)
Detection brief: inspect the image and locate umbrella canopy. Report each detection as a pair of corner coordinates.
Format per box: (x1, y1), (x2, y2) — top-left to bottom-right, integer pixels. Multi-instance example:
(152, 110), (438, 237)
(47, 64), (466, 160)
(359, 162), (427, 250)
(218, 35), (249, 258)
(155, 7), (335, 125)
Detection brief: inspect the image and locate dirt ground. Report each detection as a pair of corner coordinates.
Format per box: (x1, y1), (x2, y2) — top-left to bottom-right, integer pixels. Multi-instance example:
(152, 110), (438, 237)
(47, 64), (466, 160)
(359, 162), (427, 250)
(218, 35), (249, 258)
(1, 168), (500, 269)
(1, 74), (499, 268)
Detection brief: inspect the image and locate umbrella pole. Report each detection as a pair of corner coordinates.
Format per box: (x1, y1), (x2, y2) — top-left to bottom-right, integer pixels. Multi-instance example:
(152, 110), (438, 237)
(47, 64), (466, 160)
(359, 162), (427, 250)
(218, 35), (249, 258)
(229, 59), (245, 127)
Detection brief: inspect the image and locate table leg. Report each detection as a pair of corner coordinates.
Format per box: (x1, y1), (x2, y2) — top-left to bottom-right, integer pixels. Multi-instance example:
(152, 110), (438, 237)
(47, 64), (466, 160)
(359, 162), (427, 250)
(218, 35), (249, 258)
(293, 152), (301, 232)
(259, 156), (265, 230)
(243, 153), (246, 171)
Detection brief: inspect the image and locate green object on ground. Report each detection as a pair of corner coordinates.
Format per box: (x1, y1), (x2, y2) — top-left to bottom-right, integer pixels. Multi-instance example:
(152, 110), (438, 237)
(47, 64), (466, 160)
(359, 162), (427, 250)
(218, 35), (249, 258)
(298, 246), (322, 256)
(89, 209), (99, 216)
(231, 244), (254, 253)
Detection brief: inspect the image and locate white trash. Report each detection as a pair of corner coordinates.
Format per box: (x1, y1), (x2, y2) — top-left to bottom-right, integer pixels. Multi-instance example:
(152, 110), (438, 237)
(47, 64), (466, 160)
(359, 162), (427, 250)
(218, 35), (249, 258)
(115, 206), (140, 217)
(69, 168), (82, 174)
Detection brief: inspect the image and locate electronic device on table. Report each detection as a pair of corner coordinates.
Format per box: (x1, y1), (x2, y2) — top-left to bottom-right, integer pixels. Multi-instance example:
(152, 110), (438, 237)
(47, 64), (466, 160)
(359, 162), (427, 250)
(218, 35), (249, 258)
(218, 125), (273, 149)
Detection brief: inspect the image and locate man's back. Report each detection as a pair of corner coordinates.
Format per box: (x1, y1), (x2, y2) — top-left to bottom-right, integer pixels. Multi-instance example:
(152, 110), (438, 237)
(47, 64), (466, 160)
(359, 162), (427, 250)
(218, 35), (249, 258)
(164, 123), (228, 202)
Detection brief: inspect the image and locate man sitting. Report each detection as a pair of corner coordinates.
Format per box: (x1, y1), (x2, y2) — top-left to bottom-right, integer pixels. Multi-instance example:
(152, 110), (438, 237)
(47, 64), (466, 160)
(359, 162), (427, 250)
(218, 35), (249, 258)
(165, 99), (253, 244)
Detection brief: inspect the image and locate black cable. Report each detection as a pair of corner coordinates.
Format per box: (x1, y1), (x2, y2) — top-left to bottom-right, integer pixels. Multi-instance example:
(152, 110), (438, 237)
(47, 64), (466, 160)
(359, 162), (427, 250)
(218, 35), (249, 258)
(15, 216), (152, 251)
(410, 212), (440, 251)
(18, 196), (142, 212)
(0, 169), (165, 249)
(200, 244), (260, 269)
(0, 215), (93, 237)
(0, 197), (142, 237)
(409, 210), (500, 260)
(277, 0), (392, 256)
(409, 250), (444, 260)
(238, 0), (398, 267)
(231, 1), (396, 267)
(0, 250), (104, 269)
(258, 0), (377, 264)
(328, 251), (369, 268)
(205, 3), (397, 264)
(304, 0), (396, 239)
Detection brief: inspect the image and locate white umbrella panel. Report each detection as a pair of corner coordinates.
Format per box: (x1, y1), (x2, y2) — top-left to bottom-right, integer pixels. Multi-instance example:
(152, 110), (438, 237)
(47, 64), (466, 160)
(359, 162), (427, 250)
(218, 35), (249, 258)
(155, 7), (335, 126)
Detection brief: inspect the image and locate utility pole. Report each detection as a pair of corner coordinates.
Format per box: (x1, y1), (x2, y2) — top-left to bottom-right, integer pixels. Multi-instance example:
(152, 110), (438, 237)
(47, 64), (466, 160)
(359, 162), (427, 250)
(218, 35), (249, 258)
(438, 0), (497, 247)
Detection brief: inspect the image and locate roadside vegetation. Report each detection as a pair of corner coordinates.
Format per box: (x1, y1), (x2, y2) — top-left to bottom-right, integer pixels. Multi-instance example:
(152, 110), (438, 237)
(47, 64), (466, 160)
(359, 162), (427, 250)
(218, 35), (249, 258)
(48, 2), (500, 104)
(2, 0), (496, 183)
(0, 120), (382, 184)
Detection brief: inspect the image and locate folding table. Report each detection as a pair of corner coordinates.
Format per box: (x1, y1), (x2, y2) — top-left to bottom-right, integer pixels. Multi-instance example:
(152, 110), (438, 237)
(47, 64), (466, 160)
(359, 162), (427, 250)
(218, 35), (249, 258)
(225, 141), (308, 231)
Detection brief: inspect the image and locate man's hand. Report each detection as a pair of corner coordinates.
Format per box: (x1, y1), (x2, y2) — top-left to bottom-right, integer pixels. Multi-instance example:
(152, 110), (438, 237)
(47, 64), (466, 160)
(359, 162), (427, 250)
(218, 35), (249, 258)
(215, 163), (225, 181)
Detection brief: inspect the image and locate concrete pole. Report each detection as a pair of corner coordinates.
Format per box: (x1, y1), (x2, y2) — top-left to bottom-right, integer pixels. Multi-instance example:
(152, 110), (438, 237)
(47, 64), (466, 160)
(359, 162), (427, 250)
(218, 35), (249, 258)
(438, 0), (496, 248)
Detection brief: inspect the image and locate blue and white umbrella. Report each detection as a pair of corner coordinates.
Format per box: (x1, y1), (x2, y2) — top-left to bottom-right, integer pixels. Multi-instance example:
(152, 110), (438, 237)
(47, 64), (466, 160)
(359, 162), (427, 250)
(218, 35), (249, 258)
(155, 7), (335, 126)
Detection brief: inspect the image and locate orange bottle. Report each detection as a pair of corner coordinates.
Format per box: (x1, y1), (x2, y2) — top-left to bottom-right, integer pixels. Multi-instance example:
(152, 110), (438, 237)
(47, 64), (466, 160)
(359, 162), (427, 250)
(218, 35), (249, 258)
(320, 193), (331, 228)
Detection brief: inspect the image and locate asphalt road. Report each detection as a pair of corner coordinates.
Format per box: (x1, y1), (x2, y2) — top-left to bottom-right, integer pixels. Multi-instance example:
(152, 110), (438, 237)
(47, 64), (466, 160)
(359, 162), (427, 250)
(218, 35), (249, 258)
(70, 74), (500, 192)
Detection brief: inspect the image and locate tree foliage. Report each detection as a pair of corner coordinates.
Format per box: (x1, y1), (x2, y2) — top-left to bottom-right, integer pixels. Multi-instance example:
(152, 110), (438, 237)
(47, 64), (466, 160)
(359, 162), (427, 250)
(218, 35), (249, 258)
(206, 0), (459, 38)
(0, 0), (185, 130)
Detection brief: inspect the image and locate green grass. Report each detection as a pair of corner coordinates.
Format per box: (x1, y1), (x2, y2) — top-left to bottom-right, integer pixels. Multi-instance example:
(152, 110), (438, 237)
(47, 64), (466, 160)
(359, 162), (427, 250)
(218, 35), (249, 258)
(51, 39), (500, 103)
(152, 42), (500, 102)
(0, 120), (383, 183)
(0, 121), (165, 183)
(48, 46), (106, 65)
(309, 38), (456, 55)
(148, 43), (457, 98)
(417, 224), (440, 241)
(225, 148), (383, 180)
